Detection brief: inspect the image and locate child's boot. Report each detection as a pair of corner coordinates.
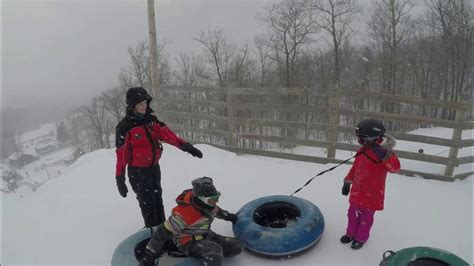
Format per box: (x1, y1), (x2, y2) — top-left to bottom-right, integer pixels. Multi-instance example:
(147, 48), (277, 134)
(340, 235), (353, 244)
(351, 240), (364, 250)
(139, 250), (156, 266)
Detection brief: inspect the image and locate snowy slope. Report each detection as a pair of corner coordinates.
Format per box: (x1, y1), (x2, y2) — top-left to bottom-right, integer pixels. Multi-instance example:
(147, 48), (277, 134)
(2, 128), (472, 265)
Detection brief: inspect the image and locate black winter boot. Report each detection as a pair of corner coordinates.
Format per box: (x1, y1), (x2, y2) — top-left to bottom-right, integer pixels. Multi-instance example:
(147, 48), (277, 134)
(202, 253), (223, 266)
(340, 235), (353, 244)
(139, 251), (156, 266)
(351, 240), (364, 250)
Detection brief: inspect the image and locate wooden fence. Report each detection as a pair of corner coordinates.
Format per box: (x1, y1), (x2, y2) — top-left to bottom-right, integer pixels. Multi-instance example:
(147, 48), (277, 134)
(154, 86), (473, 181)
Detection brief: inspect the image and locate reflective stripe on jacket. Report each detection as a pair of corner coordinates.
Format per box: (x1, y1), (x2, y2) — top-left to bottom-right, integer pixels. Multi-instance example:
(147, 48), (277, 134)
(164, 190), (220, 246)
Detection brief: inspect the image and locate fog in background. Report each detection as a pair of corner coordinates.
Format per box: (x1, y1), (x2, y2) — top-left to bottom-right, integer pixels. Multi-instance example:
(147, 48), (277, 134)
(2, 0), (267, 132)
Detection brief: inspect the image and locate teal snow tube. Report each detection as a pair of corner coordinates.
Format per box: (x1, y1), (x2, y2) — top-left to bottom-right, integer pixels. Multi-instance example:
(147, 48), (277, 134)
(380, 247), (469, 266)
(111, 228), (199, 266)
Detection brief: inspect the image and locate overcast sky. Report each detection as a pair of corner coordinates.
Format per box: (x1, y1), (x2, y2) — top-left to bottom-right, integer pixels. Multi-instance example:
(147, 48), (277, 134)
(2, 0), (267, 110)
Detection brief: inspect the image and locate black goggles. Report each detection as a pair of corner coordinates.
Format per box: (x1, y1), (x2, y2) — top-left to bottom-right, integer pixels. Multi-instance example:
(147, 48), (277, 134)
(197, 191), (221, 206)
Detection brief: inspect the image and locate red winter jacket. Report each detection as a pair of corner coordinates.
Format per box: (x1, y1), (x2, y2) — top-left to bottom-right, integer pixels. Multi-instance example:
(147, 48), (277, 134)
(115, 113), (185, 176)
(164, 190), (231, 246)
(344, 146), (401, 211)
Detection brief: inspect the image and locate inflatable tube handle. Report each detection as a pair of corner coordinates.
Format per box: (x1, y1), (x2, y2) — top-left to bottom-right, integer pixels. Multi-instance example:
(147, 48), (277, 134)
(381, 250), (396, 264)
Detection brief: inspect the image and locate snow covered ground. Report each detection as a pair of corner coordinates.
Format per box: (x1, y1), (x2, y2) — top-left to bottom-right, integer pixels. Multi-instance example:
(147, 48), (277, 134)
(1, 127), (473, 265)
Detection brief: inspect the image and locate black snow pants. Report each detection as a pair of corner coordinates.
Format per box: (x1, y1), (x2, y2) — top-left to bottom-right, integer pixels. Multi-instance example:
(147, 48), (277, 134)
(128, 164), (165, 228)
(181, 231), (243, 266)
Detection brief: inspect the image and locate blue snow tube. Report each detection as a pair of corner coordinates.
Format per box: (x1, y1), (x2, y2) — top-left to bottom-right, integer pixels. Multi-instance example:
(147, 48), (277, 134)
(111, 228), (198, 266)
(232, 195), (325, 258)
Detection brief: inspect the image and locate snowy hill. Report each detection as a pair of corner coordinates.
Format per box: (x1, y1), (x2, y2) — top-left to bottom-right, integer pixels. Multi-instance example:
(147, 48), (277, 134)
(2, 127), (472, 265)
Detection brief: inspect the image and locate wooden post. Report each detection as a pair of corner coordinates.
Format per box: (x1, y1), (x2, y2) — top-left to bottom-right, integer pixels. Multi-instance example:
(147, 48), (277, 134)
(147, 0), (159, 97)
(225, 88), (237, 147)
(304, 92), (311, 140)
(327, 87), (340, 159)
(444, 108), (466, 178)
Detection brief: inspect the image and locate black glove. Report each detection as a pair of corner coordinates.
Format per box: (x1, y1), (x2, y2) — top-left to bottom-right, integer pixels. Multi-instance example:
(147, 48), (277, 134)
(116, 174), (128, 198)
(227, 213), (238, 224)
(218, 209), (238, 223)
(181, 143), (203, 158)
(342, 182), (351, 196)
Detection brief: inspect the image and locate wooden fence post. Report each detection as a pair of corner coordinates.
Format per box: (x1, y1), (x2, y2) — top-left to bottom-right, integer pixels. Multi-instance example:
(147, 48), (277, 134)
(226, 88), (238, 147)
(444, 108), (466, 178)
(327, 88), (340, 159)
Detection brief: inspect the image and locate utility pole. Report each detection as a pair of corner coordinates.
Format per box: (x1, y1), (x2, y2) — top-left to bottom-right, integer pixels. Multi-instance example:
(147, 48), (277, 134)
(147, 0), (159, 97)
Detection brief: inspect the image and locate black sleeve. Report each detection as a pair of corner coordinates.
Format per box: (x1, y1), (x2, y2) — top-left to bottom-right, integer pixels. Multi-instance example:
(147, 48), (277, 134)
(115, 118), (131, 149)
(215, 207), (232, 221)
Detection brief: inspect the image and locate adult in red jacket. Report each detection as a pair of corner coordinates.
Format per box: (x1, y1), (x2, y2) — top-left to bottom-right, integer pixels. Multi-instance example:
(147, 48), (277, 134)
(115, 87), (203, 228)
(340, 119), (400, 250)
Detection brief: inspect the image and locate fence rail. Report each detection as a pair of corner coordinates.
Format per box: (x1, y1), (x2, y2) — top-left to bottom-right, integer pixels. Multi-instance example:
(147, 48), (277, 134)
(156, 86), (473, 181)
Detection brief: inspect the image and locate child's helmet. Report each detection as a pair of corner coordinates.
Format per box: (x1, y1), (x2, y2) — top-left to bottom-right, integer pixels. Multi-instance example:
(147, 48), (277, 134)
(192, 177), (220, 208)
(355, 119), (385, 145)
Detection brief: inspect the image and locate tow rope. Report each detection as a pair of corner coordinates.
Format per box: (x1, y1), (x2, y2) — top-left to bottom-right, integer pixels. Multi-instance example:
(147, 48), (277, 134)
(290, 151), (363, 196)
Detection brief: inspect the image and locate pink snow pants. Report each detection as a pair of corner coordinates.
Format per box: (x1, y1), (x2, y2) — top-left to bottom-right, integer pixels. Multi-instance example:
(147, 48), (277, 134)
(345, 204), (376, 243)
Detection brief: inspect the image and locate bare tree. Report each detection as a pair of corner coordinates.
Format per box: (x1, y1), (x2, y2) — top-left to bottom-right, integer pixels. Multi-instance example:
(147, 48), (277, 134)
(368, 0), (414, 95)
(173, 53), (208, 86)
(299, 48), (320, 88)
(157, 51), (172, 86)
(312, 0), (360, 84)
(124, 40), (149, 88)
(79, 98), (113, 150)
(367, 0), (414, 122)
(67, 112), (94, 152)
(258, 0), (317, 87)
(118, 71), (134, 88)
(404, 16), (439, 118)
(253, 35), (274, 87)
(174, 53), (197, 86)
(194, 27), (235, 88)
(426, 0), (473, 118)
(231, 42), (251, 87)
(99, 87), (127, 124)
(118, 39), (171, 96)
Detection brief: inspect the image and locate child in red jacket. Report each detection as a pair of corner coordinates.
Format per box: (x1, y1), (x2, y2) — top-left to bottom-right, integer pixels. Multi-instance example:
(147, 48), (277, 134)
(340, 119), (400, 249)
(139, 177), (242, 266)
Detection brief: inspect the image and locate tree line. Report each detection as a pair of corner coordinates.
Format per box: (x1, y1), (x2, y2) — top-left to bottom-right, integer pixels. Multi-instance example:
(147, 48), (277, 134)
(68, 0), (472, 153)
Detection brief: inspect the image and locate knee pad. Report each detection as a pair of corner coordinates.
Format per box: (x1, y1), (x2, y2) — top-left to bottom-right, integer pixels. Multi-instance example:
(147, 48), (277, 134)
(223, 239), (243, 257)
